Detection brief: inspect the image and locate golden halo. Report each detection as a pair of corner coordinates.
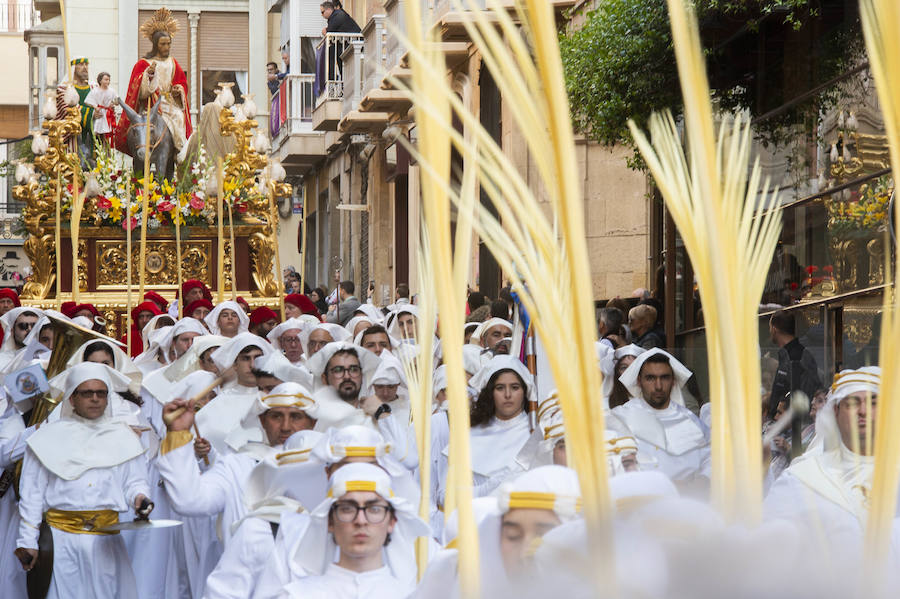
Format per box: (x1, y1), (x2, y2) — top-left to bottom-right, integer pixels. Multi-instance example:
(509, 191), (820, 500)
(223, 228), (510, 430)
(139, 7), (178, 42)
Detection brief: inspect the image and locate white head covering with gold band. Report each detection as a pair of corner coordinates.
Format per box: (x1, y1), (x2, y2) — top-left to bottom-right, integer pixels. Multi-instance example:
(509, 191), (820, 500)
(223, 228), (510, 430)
(311, 425), (420, 506)
(806, 366), (881, 455)
(497, 465), (583, 521)
(260, 381), (315, 410)
(290, 462), (430, 586)
(28, 363), (145, 480)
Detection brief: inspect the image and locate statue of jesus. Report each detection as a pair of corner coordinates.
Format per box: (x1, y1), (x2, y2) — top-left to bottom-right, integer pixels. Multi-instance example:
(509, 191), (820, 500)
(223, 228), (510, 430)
(114, 8), (192, 158)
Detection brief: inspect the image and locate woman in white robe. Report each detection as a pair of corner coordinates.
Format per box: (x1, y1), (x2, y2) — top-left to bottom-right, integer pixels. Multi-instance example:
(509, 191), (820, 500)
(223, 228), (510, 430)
(16, 363), (151, 599)
(434, 355), (535, 508)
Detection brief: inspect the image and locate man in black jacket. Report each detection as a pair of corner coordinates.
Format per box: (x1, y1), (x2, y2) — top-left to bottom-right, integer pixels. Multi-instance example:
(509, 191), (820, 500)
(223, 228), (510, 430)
(320, 1), (361, 80)
(767, 310), (822, 421)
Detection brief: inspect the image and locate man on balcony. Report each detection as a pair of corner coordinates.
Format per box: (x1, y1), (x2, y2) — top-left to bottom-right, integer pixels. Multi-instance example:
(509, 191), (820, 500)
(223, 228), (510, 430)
(318, 1), (362, 92)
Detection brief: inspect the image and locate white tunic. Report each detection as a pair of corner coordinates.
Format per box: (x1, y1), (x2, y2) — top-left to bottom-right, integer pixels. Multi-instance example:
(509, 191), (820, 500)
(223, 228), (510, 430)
(196, 382), (264, 455)
(17, 447), (150, 599)
(764, 444), (874, 556)
(202, 517), (276, 599)
(156, 439), (269, 548)
(0, 405), (33, 599)
(279, 564), (408, 599)
(84, 86), (118, 134)
(612, 398), (711, 486)
(250, 511), (311, 599)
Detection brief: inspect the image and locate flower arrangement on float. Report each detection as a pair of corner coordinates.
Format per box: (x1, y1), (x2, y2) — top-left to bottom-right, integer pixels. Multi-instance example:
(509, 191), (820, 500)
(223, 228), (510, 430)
(825, 174), (893, 236)
(50, 143), (259, 231)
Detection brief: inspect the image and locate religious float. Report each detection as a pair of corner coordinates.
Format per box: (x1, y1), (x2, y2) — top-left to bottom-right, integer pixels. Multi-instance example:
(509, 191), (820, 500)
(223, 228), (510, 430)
(12, 8), (291, 341)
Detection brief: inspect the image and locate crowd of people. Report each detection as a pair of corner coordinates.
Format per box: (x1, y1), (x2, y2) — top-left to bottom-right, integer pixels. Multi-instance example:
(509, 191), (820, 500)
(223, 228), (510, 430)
(0, 278), (888, 598)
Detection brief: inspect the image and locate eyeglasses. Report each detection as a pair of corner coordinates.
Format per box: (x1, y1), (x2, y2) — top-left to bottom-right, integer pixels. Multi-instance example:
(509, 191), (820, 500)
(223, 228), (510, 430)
(15, 322), (35, 331)
(331, 501), (392, 523)
(281, 336), (301, 345)
(74, 389), (108, 400)
(328, 365), (362, 378)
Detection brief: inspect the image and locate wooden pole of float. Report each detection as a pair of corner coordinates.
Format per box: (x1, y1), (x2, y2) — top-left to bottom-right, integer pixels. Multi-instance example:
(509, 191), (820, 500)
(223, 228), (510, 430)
(216, 158), (225, 303)
(138, 96), (152, 300)
(227, 197), (237, 300)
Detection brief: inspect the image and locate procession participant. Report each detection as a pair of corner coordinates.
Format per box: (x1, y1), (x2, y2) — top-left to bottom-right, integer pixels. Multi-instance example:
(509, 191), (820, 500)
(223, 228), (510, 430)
(354, 303), (386, 326)
(205, 300), (251, 338)
(358, 324), (397, 357)
(463, 322), (479, 345)
(186, 298), (214, 322)
(122, 300), (162, 357)
(254, 352), (315, 392)
(284, 293), (322, 320)
(607, 344), (646, 408)
(132, 325), (174, 375)
(416, 466), (581, 599)
(168, 278), (213, 319)
(435, 355), (535, 506)
(252, 425), (417, 599)
(0, 288), (20, 315)
(764, 367), (883, 558)
(300, 323), (352, 363)
(157, 381), (318, 549)
(15, 363), (153, 599)
(387, 304), (419, 343)
(305, 341), (382, 418)
(203, 430), (325, 599)
(143, 290), (169, 313)
(267, 318), (311, 366)
(250, 306), (280, 339)
(66, 338), (143, 397)
(614, 348), (710, 493)
(0, 307), (44, 371)
(0, 314), (56, 377)
(197, 332), (274, 455)
(344, 315), (374, 340)
(236, 296), (252, 314)
(280, 462), (430, 599)
(470, 317), (514, 356)
(360, 352), (418, 470)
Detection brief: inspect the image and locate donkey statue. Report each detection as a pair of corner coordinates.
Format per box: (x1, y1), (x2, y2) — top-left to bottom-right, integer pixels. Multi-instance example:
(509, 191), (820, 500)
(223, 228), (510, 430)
(117, 95), (176, 180)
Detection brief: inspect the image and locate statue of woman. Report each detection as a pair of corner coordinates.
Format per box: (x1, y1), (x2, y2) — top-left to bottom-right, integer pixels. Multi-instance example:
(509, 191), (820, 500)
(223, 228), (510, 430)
(114, 8), (192, 159)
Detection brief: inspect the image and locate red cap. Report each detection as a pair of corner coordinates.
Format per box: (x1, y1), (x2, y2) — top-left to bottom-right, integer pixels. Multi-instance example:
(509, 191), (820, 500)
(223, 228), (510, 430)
(71, 303), (100, 319)
(0, 288), (21, 307)
(184, 298), (214, 317)
(143, 291), (169, 311)
(131, 300), (162, 323)
(60, 301), (77, 317)
(249, 306), (279, 326)
(284, 294), (322, 320)
(235, 296), (251, 312)
(179, 279), (213, 302)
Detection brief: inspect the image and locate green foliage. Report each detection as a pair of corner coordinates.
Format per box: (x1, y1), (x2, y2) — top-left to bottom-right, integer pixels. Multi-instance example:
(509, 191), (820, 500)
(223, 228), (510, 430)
(559, 0), (855, 161)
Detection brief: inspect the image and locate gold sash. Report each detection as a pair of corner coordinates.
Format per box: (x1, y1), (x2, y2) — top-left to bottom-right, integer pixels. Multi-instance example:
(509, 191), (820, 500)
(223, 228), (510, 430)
(44, 509), (119, 535)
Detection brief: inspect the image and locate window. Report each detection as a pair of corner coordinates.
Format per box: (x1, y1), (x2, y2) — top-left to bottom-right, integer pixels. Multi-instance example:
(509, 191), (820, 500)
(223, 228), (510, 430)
(201, 70), (247, 107)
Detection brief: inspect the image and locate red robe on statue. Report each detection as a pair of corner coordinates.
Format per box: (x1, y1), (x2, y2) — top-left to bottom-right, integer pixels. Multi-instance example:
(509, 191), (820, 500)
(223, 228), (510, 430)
(113, 57), (192, 155)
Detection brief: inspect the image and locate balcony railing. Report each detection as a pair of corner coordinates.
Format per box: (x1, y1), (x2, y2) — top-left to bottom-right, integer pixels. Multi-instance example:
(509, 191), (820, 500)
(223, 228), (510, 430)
(385, 0), (407, 72)
(362, 15), (387, 96)
(315, 32), (364, 105)
(1, 3), (38, 33)
(270, 74), (316, 143)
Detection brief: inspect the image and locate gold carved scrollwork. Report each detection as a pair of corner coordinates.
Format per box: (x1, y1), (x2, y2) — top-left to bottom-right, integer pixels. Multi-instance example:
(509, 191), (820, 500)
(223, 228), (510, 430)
(77, 240), (88, 291)
(96, 240), (212, 288)
(224, 240), (234, 292)
(21, 234), (56, 299)
(15, 106), (83, 299)
(249, 232), (278, 297)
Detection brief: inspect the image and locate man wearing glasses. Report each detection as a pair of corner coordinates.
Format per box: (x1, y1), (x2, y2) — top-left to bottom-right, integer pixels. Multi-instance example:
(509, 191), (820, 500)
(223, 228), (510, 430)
(267, 318), (309, 366)
(281, 462), (429, 598)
